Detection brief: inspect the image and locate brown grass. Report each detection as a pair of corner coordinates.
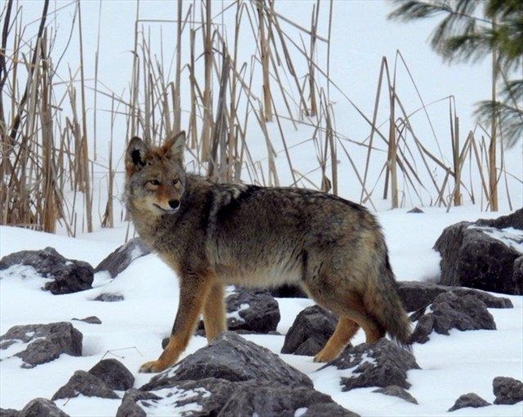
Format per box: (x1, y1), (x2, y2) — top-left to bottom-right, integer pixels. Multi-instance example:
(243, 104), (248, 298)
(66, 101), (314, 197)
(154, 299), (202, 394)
(0, 0), (514, 236)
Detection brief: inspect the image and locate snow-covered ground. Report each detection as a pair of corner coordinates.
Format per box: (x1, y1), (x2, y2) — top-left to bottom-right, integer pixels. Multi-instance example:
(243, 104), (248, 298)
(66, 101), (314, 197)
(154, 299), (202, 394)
(1, 205), (522, 416)
(2, 0), (522, 415)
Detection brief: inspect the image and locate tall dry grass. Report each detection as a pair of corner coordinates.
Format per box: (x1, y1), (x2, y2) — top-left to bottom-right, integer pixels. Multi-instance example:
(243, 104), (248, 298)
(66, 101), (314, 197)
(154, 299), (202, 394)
(0, 0), (513, 236)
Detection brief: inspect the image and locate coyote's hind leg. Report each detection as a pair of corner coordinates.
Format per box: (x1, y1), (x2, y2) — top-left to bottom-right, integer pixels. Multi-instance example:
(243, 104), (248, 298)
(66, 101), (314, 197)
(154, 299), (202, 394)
(314, 316), (359, 363)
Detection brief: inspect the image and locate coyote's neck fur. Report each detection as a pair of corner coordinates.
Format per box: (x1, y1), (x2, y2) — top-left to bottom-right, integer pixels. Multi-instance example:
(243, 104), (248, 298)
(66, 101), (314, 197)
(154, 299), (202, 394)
(126, 173), (245, 251)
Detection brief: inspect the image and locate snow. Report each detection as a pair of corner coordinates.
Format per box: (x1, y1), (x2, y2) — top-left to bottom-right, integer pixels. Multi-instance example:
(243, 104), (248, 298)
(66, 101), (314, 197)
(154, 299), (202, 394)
(1, 209), (523, 415)
(2, 0), (522, 415)
(469, 226), (523, 254)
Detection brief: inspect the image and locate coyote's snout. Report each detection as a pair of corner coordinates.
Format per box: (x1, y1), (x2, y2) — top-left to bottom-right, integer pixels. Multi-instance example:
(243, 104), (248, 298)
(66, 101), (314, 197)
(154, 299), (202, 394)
(125, 131), (412, 373)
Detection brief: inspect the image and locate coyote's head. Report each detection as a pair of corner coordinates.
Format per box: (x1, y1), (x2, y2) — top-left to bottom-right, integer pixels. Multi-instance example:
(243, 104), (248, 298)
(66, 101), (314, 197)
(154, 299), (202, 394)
(125, 131), (186, 216)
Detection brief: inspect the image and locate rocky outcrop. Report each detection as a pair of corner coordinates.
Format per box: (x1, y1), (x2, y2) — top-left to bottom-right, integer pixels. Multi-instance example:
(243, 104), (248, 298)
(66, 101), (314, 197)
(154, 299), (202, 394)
(448, 393), (491, 411)
(143, 332), (312, 390)
(94, 237), (151, 278)
(0, 322), (82, 368)
(197, 289), (280, 336)
(89, 359), (135, 391)
(121, 332), (359, 416)
(397, 281), (513, 312)
(51, 370), (119, 401)
(373, 385), (418, 404)
(281, 305), (337, 356)
(0, 247), (93, 294)
(434, 209), (523, 295)
(493, 376), (523, 405)
(410, 292), (496, 344)
(318, 338), (420, 391)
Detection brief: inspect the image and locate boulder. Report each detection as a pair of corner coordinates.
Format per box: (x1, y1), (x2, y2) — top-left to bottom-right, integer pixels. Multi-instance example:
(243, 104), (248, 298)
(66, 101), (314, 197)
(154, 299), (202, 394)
(0, 408), (19, 417)
(94, 293), (124, 302)
(318, 338), (420, 391)
(51, 370), (118, 401)
(19, 398), (69, 417)
(372, 385), (418, 404)
(94, 237), (151, 278)
(493, 376), (523, 405)
(198, 289), (280, 336)
(410, 292), (496, 344)
(142, 332), (312, 391)
(0, 322), (82, 368)
(89, 359), (134, 391)
(116, 389), (160, 417)
(0, 247), (93, 295)
(397, 281), (513, 312)
(118, 379), (236, 417)
(281, 305), (337, 356)
(71, 316), (102, 325)
(219, 380), (359, 417)
(434, 209), (523, 295)
(448, 393), (491, 412)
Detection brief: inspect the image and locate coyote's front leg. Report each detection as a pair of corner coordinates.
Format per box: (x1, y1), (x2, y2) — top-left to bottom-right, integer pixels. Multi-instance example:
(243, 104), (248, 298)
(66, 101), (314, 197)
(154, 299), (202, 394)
(139, 272), (213, 373)
(202, 282), (226, 342)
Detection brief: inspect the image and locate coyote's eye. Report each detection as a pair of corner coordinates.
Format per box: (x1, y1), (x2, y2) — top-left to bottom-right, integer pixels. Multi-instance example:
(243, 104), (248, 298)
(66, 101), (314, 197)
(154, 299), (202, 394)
(173, 178), (179, 186)
(146, 179), (160, 190)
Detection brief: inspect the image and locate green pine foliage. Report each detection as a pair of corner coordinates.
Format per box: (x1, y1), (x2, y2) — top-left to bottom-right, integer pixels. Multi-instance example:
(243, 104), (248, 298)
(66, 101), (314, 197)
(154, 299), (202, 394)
(388, 0), (523, 147)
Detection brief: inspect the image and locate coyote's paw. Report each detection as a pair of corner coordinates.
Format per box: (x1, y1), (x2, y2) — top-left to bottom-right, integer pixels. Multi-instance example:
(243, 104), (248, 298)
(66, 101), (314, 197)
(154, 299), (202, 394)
(313, 350), (336, 363)
(139, 360), (167, 373)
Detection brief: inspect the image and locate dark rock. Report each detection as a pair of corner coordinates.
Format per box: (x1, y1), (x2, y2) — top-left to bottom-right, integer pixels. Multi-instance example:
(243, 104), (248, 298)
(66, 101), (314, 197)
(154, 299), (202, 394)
(407, 207), (424, 213)
(397, 281), (513, 312)
(448, 392), (491, 411)
(116, 389), (160, 417)
(0, 247), (93, 295)
(0, 322), (82, 368)
(301, 404), (360, 417)
(219, 380), (359, 417)
(514, 256), (523, 288)
(281, 305), (337, 356)
(319, 338), (420, 391)
(120, 379), (236, 417)
(51, 370), (118, 400)
(0, 409), (19, 417)
(89, 359), (134, 391)
(410, 292), (496, 344)
(197, 289), (280, 336)
(476, 208), (523, 230)
(373, 385), (418, 404)
(270, 284), (308, 298)
(142, 332), (312, 391)
(493, 376), (523, 405)
(434, 209), (523, 295)
(94, 293), (124, 302)
(19, 398), (69, 417)
(94, 237), (151, 278)
(72, 316), (102, 324)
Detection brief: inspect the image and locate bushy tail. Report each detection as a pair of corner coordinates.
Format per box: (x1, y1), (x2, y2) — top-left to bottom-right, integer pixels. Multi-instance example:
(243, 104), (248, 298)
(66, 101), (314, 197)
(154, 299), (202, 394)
(371, 255), (412, 349)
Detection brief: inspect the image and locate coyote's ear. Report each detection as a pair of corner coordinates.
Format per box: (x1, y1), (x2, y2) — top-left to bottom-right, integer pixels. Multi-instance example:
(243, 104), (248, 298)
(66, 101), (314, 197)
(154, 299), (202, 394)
(164, 131), (186, 164)
(126, 136), (149, 176)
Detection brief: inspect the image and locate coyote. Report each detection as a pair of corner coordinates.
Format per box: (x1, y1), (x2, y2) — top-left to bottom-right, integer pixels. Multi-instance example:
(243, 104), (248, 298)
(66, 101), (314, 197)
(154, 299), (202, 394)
(125, 131), (412, 373)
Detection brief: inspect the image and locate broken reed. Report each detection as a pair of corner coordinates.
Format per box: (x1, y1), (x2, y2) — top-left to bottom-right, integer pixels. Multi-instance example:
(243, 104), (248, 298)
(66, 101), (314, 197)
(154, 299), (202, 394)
(0, 0), (511, 236)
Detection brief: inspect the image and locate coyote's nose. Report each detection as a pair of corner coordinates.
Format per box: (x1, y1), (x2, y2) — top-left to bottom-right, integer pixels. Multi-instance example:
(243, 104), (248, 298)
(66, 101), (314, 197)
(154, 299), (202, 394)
(168, 199), (180, 210)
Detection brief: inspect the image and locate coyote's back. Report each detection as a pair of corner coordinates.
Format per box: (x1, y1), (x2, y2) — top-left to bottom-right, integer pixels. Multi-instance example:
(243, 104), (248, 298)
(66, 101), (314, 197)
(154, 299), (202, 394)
(125, 131), (412, 373)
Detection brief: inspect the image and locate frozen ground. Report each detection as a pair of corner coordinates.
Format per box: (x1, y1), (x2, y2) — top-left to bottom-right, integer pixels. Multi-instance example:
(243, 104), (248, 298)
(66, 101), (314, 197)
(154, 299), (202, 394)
(1, 205), (522, 416)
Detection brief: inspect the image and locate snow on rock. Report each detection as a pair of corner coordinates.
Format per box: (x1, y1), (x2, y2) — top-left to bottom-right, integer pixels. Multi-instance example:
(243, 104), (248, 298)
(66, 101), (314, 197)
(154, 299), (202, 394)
(435, 209), (523, 295)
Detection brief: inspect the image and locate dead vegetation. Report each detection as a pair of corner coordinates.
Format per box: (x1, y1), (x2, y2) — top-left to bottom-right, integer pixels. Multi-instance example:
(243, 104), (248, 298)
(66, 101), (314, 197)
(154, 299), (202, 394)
(0, 0), (516, 236)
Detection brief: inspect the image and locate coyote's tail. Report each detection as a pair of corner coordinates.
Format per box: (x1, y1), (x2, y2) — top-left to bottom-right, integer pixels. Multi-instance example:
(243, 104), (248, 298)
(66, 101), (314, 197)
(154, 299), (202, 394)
(372, 254), (412, 349)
